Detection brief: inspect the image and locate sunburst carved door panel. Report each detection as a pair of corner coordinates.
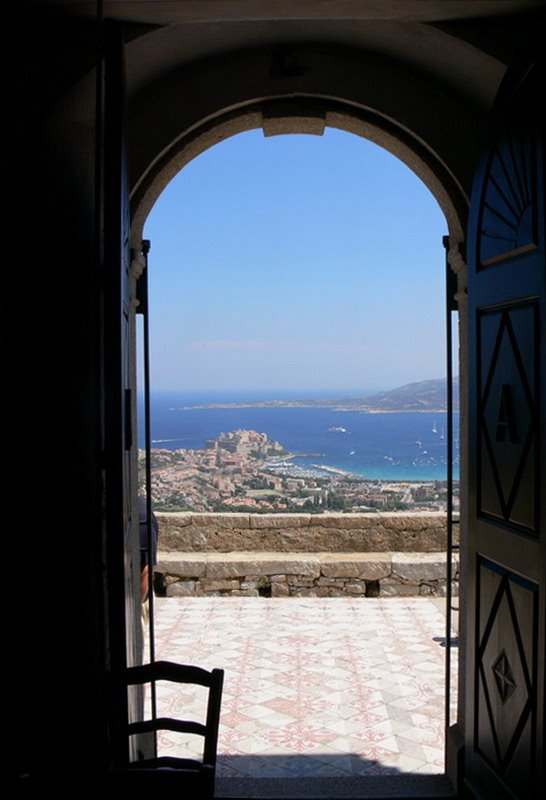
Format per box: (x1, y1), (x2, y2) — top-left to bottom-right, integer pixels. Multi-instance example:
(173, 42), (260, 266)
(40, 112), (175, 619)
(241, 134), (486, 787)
(466, 51), (544, 799)
(478, 130), (538, 268)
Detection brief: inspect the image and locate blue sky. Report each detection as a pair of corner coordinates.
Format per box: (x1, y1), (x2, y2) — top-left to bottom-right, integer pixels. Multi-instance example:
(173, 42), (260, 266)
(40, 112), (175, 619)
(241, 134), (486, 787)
(142, 128), (448, 395)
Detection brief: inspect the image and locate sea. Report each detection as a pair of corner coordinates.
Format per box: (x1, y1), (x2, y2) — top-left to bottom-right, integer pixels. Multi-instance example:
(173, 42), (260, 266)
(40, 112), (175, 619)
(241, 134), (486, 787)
(139, 390), (460, 482)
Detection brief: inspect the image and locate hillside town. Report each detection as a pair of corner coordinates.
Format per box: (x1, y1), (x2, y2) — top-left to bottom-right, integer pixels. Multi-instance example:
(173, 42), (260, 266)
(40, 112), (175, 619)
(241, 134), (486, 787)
(140, 429), (457, 514)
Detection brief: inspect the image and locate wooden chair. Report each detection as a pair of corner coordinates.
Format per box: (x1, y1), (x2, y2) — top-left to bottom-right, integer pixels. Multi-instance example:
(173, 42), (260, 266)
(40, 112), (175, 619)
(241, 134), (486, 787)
(17, 661), (224, 799)
(122, 660), (225, 798)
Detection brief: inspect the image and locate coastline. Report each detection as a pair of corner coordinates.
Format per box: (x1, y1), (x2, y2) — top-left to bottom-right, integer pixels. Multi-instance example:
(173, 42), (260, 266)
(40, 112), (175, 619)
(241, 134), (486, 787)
(312, 463), (360, 478)
(174, 403), (455, 414)
(267, 458), (457, 484)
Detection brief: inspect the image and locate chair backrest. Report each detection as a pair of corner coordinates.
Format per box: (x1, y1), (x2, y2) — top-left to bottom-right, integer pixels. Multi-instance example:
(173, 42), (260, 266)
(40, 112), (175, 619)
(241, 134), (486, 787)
(122, 660), (224, 771)
(19, 662), (224, 799)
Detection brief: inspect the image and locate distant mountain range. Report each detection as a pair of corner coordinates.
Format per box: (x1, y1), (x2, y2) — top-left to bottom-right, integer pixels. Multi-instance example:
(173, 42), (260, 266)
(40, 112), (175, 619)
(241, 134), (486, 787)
(182, 377), (459, 413)
(347, 377), (459, 413)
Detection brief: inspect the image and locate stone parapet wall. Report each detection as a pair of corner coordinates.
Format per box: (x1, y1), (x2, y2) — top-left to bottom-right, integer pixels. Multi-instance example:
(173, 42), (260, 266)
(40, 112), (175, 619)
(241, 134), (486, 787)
(154, 513), (458, 599)
(155, 551), (459, 599)
(156, 511), (455, 553)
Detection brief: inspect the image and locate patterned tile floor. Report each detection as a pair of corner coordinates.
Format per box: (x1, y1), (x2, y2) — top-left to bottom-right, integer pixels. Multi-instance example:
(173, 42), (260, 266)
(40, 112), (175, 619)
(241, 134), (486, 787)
(147, 597), (458, 797)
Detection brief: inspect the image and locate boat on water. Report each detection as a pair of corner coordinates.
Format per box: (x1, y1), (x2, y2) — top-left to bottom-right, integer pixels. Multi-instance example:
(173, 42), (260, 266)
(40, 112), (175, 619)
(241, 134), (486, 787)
(327, 426), (347, 433)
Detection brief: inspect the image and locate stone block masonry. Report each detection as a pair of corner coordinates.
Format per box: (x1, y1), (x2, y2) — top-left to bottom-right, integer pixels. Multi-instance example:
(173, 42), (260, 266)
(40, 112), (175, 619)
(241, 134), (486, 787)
(155, 551), (459, 598)
(156, 511), (456, 553)
(154, 512), (459, 599)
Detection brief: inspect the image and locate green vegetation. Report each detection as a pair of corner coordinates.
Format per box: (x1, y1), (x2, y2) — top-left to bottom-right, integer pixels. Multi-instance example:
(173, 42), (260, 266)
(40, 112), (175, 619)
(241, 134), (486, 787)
(325, 492), (349, 510)
(366, 498), (410, 511)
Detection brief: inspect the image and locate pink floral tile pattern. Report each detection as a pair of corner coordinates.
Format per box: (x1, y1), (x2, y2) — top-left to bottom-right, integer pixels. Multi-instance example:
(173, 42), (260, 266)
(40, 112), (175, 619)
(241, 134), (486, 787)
(146, 597), (458, 781)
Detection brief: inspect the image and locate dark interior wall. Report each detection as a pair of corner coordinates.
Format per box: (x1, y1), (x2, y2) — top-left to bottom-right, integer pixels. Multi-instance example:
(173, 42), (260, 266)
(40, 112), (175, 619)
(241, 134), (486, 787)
(126, 41), (485, 222)
(7, 14), (112, 780)
(5, 3), (544, 792)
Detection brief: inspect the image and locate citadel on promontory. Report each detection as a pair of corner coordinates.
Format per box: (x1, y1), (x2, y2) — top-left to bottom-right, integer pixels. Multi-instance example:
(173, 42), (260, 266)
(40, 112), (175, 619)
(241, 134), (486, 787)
(204, 428), (288, 459)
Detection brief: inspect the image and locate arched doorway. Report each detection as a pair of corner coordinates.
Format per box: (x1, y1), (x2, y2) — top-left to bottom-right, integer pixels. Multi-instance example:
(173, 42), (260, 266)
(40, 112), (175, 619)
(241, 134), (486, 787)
(129, 99), (468, 795)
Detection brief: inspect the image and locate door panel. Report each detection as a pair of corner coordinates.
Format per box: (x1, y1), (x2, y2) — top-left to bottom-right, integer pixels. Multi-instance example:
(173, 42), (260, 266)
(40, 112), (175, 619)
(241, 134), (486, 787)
(477, 301), (539, 535)
(466, 51), (544, 799)
(475, 559), (539, 794)
(478, 130), (539, 268)
(103, 19), (139, 765)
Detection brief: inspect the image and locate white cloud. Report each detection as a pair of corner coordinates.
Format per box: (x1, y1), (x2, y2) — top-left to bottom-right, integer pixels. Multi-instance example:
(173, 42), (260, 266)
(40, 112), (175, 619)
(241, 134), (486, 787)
(186, 339), (271, 351)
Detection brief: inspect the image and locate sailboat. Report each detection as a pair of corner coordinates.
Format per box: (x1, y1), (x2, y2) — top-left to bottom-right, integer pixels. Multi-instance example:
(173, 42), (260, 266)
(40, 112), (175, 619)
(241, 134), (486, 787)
(432, 420), (438, 434)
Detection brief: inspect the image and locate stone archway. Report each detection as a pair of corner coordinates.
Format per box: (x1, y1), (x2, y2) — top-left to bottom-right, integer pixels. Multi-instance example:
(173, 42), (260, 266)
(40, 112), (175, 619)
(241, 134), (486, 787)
(130, 97), (467, 248)
(129, 93), (470, 790)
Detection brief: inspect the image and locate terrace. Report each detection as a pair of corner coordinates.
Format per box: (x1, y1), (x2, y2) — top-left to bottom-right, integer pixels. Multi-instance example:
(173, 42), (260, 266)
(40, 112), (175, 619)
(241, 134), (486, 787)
(146, 512), (459, 798)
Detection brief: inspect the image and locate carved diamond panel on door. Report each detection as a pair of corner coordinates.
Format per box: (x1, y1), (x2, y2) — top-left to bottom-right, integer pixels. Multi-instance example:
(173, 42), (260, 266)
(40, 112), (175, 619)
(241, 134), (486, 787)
(478, 301), (539, 535)
(476, 558), (538, 795)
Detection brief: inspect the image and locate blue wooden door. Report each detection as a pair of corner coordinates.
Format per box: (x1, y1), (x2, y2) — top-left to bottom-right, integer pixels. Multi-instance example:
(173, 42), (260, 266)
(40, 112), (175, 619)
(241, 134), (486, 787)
(465, 47), (545, 799)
